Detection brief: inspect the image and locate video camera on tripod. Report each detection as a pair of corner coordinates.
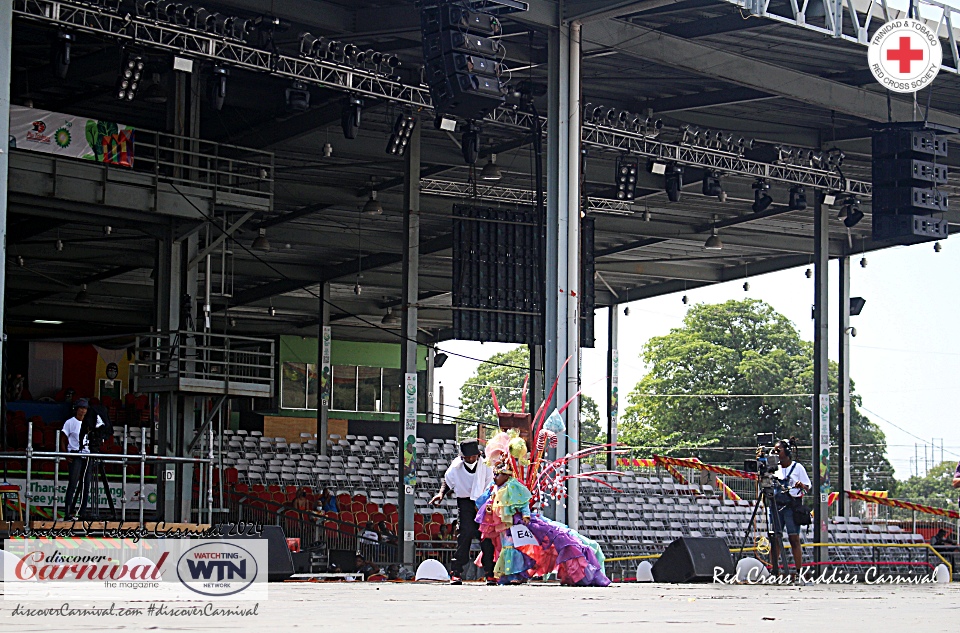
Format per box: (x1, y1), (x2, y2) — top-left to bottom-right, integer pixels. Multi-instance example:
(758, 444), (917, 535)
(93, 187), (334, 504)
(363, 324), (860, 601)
(743, 433), (786, 492)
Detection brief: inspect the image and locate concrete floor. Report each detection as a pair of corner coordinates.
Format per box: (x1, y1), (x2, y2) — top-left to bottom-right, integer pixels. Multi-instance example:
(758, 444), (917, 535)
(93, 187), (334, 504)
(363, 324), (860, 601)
(1, 581), (957, 632)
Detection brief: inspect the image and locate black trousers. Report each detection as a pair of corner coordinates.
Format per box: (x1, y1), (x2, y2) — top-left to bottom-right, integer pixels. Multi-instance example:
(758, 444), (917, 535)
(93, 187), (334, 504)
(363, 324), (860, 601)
(64, 456), (90, 517)
(451, 497), (494, 577)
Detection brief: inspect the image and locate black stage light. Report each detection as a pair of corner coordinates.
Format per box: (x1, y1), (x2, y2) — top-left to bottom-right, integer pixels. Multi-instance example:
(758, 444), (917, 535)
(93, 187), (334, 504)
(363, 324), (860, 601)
(849, 297), (866, 316)
(615, 155), (639, 201)
(664, 164), (683, 203)
(461, 123), (480, 165)
(210, 66), (228, 111)
(116, 49), (145, 101)
(752, 179), (772, 213)
(52, 31), (74, 80)
(341, 96), (363, 139)
(701, 171), (724, 201)
(386, 113), (417, 156)
(788, 185), (807, 211)
(285, 82), (311, 112)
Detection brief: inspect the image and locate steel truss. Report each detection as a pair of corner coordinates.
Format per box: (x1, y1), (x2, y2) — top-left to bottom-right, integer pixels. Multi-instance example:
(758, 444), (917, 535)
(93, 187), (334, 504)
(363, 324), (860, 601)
(729, 0), (960, 74)
(15, 0), (870, 196)
(420, 178), (635, 214)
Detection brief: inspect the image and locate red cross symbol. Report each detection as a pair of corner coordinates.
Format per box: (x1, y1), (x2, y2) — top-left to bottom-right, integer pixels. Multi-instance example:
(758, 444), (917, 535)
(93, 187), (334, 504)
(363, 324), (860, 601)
(886, 36), (924, 73)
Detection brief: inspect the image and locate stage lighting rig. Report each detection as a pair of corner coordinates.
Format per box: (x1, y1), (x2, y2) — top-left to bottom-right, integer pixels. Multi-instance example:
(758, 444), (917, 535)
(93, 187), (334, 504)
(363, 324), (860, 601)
(341, 96), (363, 139)
(210, 65), (228, 111)
(285, 81), (311, 112)
(752, 179), (772, 212)
(664, 163), (683, 203)
(51, 31), (74, 80)
(701, 171), (725, 201)
(615, 155), (639, 201)
(387, 112), (417, 156)
(115, 49), (145, 101)
(788, 185), (807, 211)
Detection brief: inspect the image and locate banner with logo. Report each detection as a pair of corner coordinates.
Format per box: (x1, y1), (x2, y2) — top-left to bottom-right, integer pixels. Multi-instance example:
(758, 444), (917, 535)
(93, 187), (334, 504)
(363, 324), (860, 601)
(4, 478), (157, 511)
(320, 327), (331, 407)
(9, 105), (134, 167)
(3, 538), (267, 600)
(403, 373), (417, 488)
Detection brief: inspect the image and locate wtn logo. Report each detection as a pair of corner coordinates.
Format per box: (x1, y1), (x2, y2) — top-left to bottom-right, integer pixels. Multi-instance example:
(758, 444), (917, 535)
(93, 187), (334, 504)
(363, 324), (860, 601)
(176, 542), (260, 597)
(185, 559), (247, 581)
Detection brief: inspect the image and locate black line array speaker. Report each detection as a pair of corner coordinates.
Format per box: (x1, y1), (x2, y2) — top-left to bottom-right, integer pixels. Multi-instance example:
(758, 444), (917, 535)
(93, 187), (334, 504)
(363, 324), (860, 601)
(651, 537), (734, 583)
(420, 1), (505, 120)
(452, 204), (543, 344)
(871, 122), (955, 245)
(216, 524), (294, 582)
(580, 216), (595, 349)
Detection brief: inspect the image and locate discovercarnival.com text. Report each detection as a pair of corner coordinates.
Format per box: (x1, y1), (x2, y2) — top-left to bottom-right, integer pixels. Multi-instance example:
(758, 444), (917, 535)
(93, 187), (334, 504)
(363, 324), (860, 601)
(10, 603), (260, 617)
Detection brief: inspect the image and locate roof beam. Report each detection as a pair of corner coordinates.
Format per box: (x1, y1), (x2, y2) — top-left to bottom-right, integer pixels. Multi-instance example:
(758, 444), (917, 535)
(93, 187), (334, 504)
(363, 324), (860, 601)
(637, 87), (773, 113)
(583, 20), (960, 129)
(223, 99), (377, 149)
(662, 13), (770, 38)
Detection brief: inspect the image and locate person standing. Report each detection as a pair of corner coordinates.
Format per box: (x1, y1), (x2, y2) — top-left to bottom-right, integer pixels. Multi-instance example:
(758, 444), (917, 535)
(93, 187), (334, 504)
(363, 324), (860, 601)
(430, 439), (495, 584)
(60, 399), (91, 519)
(770, 438), (811, 580)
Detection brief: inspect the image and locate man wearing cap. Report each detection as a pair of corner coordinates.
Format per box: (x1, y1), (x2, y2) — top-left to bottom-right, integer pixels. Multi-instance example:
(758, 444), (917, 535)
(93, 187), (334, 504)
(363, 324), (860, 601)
(60, 399), (91, 519)
(430, 439), (495, 584)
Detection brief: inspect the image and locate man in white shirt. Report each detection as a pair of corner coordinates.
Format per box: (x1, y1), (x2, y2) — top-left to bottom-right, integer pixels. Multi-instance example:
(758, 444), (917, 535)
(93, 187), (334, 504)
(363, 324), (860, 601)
(60, 399), (91, 519)
(430, 439), (494, 584)
(771, 438), (811, 579)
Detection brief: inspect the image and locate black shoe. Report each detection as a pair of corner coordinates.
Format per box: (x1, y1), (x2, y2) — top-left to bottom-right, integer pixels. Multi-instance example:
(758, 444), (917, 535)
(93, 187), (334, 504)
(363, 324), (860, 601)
(450, 575), (462, 585)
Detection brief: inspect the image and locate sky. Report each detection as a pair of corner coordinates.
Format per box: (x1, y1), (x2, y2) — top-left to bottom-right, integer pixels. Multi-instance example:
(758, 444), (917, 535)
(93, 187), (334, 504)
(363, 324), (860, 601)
(434, 239), (960, 482)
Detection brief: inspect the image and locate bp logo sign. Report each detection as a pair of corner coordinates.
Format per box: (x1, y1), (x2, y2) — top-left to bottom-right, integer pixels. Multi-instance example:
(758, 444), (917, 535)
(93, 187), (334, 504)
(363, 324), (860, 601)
(176, 542), (259, 597)
(868, 18), (941, 93)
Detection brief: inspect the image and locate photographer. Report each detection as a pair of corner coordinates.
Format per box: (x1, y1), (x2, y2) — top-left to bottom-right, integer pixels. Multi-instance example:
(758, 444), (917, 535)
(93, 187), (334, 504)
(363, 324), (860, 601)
(769, 438), (811, 580)
(60, 400), (109, 520)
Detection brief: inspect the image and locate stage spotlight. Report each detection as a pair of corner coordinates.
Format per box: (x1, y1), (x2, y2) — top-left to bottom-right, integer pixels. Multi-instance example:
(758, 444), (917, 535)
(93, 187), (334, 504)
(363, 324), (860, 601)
(210, 66), (228, 111)
(386, 112), (417, 156)
(680, 125), (699, 145)
(840, 196), (863, 227)
(664, 164), (683, 202)
(615, 155), (639, 201)
(461, 123), (480, 165)
(481, 154), (502, 181)
(52, 31), (74, 80)
(192, 8), (216, 30)
(299, 32), (324, 56)
(341, 96), (362, 139)
(701, 171), (724, 201)
(285, 82), (310, 112)
(752, 179), (772, 213)
(934, 241), (942, 253)
(788, 185), (807, 211)
(433, 351), (449, 367)
(115, 49), (145, 101)
(822, 192), (837, 206)
(343, 43), (358, 61)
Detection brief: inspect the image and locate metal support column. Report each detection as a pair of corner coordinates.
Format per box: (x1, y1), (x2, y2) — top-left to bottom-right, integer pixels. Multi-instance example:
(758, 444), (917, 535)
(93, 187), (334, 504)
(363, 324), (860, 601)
(545, 19), (570, 524)
(399, 115), (421, 568)
(606, 306), (619, 471)
(317, 282), (331, 455)
(564, 20), (583, 531)
(838, 256), (851, 517)
(0, 3), (11, 385)
(812, 194), (830, 563)
(426, 347), (435, 424)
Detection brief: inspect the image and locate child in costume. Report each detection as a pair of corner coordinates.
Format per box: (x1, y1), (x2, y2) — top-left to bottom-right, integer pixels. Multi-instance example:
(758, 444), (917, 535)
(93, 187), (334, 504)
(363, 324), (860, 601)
(475, 433), (611, 587)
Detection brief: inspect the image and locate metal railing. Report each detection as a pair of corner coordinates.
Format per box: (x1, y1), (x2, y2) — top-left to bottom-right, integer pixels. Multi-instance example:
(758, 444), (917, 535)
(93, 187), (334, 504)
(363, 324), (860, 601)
(133, 331), (274, 396)
(133, 129), (274, 204)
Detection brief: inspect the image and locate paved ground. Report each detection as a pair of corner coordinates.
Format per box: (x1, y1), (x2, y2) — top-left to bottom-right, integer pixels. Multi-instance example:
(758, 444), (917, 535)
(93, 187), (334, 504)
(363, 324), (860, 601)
(1, 580), (958, 632)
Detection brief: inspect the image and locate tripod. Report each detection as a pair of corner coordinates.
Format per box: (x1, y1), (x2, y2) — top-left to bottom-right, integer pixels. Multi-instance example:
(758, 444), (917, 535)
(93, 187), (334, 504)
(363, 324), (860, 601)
(737, 478), (792, 577)
(69, 446), (117, 521)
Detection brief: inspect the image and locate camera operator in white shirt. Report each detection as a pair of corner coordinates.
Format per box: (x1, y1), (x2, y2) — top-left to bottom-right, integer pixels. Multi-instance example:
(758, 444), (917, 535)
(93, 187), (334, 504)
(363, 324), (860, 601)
(770, 438), (811, 580)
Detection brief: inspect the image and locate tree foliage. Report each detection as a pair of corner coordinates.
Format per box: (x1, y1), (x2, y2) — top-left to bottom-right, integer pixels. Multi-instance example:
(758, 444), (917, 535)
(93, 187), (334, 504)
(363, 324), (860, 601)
(459, 346), (602, 443)
(894, 460), (959, 508)
(620, 299), (894, 491)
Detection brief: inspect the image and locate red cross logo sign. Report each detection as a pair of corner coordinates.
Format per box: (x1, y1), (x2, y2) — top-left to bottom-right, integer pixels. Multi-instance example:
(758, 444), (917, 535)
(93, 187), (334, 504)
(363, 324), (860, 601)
(868, 19), (942, 93)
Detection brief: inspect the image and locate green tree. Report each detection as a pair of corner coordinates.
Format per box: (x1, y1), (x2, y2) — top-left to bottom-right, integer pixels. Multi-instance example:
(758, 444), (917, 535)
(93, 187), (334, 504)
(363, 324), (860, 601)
(459, 345), (602, 443)
(894, 460), (959, 509)
(620, 299), (894, 491)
